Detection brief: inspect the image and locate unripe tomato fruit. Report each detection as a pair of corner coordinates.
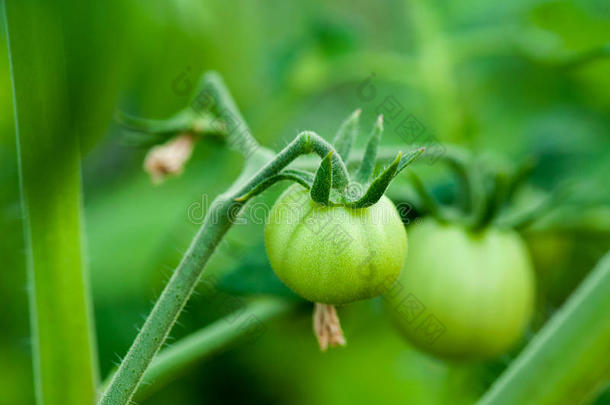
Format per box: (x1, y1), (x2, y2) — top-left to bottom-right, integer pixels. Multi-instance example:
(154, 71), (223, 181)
(265, 185), (407, 305)
(386, 218), (535, 359)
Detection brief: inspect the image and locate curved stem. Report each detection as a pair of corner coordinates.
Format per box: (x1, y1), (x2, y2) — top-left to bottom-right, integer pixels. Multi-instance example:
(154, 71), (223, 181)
(113, 298), (296, 401)
(436, 148), (474, 213)
(195, 72), (260, 158)
(472, 172), (508, 231)
(98, 196), (238, 405)
(408, 172), (442, 218)
(98, 131), (347, 405)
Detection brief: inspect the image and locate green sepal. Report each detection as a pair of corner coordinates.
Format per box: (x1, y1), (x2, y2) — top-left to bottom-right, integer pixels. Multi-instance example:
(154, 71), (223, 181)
(354, 115), (383, 183)
(437, 147), (473, 212)
(347, 153), (401, 208)
(346, 148), (424, 208)
(397, 147), (425, 172)
(472, 171), (509, 231)
(310, 150), (333, 205)
(332, 109), (360, 162)
(408, 171), (443, 218)
(234, 169), (314, 202)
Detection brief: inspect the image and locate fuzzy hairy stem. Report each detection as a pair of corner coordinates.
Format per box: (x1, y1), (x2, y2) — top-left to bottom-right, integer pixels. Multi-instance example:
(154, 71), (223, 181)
(196, 72), (260, 158)
(98, 197), (238, 404)
(99, 131), (345, 405)
(133, 298), (296, 400)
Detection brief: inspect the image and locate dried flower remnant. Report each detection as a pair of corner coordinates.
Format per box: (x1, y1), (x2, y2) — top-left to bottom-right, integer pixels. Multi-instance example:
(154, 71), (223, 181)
(144, 133), (196, 184)
(313, 303), (346, 351)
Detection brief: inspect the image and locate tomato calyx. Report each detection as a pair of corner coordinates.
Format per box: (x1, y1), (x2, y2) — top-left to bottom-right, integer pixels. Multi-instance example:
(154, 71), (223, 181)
(236, 112), (424, 209)
(402, 147), (567, 233)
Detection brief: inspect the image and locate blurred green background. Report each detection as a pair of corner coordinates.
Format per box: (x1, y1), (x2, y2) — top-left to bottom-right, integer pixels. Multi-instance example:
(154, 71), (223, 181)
(1, 0), (609, 404)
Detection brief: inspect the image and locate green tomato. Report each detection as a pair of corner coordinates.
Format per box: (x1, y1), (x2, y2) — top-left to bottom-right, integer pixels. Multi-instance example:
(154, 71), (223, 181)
(265, 184), (407, 305)
(386, 218), (535, 359)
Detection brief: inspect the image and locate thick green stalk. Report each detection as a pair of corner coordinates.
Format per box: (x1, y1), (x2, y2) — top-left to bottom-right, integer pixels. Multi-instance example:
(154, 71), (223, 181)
(196, 72), (260, 158)
(133, 298), (295, 400)
(4, 0), (98, 404)
(99, 131), (343, 405)
(477, 251), (610, 405)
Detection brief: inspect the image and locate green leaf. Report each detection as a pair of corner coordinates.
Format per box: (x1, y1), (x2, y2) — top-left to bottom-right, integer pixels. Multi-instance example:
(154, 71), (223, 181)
(4, 1), (98, 403)
(310, 150), (333, 205)
(234, 169), (313, 202)
(477, 251), (610, 405)
(355, 114), (383, 183)
(216, 246), (297, 298)
(332, 109), (360, 161)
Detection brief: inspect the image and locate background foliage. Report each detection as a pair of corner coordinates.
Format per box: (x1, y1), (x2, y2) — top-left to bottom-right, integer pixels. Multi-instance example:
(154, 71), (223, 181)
(1, 0), (609, 404)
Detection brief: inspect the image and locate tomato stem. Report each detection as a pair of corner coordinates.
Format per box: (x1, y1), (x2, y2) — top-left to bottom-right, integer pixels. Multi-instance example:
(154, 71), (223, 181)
(102, 298), (296, 401)
(100, 73), (427, 404)
(99, 80), (364, 405)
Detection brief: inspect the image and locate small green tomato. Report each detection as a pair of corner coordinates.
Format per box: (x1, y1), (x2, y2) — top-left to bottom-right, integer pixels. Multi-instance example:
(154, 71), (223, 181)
(386, 218), (535, 359)
(265, 184), (408, 305)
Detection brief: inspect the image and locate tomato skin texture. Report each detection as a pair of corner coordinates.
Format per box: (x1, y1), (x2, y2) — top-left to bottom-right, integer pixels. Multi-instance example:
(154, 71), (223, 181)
(265, 185), (408, 305)
(386, 218), (535, 359)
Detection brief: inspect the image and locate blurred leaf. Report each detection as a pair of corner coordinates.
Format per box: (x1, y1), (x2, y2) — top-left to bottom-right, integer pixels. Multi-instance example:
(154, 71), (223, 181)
(4, 1), (99, 403)
(216, 245), (297, 299)
(478, 251), (610, 405)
